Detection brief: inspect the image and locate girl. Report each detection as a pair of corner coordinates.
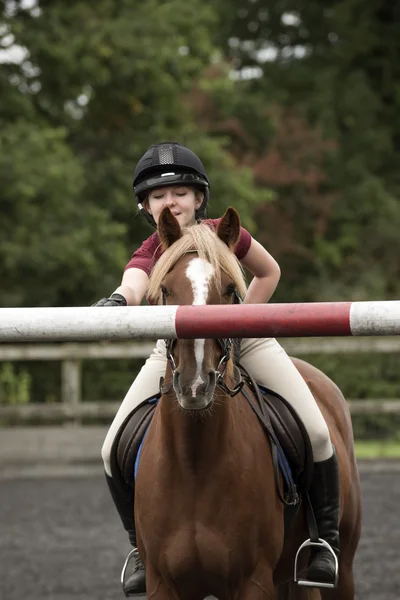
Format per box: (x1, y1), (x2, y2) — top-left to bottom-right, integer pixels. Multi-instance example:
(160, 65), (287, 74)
(95, 142), (340, 596)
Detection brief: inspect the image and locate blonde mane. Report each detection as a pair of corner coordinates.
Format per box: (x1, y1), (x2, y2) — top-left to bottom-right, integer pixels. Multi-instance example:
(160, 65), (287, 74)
(147, 223), (248, 303)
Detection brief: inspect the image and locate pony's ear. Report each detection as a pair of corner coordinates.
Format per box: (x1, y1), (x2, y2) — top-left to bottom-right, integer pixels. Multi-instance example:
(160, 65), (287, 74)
(158, 206), (183, 250)
(216, 207), (241, 250)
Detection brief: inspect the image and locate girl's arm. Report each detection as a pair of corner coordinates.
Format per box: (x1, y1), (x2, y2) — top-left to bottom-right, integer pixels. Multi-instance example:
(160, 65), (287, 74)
(113, 268), (149, 306)
(240, 238), (281, 304)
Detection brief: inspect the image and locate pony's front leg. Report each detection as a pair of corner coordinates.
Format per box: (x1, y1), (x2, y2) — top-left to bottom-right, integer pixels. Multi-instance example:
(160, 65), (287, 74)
(277, 582), (321, 600)
(145, 564), (175, 600)
(241, 565), (277, 600)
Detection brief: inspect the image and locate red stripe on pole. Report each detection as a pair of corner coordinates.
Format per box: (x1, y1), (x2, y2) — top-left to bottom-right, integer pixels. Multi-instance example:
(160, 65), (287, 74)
(175, 303), (353, 338)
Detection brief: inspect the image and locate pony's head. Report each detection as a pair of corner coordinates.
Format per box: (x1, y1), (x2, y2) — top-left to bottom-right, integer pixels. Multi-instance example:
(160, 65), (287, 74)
(147, 207), (247, 411)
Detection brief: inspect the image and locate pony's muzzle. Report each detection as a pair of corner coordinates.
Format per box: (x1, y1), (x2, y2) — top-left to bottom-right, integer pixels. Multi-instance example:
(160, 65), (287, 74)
(173, 370), (216, 410)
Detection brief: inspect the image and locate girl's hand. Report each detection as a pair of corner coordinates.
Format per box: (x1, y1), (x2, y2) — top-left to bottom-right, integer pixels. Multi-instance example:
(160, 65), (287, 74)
(92, 293), (127, 307)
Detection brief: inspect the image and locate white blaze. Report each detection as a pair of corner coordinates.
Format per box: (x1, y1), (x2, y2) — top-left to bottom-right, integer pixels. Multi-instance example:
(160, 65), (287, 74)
(186, 258), (214, 396)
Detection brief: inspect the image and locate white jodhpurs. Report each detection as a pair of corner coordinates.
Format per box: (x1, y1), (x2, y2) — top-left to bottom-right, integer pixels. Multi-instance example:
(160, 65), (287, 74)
(101, 338), (332, 475)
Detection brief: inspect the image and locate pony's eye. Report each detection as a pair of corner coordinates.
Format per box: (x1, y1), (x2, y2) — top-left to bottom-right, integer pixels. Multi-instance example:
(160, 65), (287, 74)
(225, 284), (236, 298)
(161, 285), (169, 297)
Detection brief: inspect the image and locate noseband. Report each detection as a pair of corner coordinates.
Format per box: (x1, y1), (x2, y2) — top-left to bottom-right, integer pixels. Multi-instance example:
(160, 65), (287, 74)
(161, 291), (244, 397)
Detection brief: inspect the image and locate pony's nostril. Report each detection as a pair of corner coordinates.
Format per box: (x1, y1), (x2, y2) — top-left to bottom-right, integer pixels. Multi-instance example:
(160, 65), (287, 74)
(173, 370), (181, 392)
(205, 371), (216, 392)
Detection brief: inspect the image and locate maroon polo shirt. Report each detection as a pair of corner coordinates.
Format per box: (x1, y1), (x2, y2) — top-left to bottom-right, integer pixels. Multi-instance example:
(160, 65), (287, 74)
(124, 218), (252, 276)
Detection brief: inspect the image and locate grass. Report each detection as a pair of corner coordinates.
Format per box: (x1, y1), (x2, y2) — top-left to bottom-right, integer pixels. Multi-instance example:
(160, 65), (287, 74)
(354, 440), (400, 459)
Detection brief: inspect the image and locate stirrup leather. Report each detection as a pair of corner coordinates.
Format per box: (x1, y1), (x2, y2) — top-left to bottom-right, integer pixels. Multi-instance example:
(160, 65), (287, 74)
(294, 538), (339, 589)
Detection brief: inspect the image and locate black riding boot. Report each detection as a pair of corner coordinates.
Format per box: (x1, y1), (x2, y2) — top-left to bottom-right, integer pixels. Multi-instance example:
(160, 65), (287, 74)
(105, 473), (146, 596)
(307, 447), (340, 587)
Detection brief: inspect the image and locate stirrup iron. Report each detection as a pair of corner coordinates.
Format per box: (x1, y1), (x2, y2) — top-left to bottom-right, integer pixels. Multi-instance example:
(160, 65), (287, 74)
(294, 538), (339, 589)
(121, 548), (140, 591)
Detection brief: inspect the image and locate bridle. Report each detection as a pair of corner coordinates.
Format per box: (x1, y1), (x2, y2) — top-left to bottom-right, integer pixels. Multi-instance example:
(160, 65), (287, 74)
(160, 289), (244, 397)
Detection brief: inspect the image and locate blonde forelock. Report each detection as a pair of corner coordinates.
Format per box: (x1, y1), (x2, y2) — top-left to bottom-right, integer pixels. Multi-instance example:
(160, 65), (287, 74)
(147, 223), (247, 303)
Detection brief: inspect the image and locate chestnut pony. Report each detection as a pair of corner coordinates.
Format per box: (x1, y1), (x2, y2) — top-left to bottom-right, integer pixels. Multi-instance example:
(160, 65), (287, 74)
(135, 206), (361, 600)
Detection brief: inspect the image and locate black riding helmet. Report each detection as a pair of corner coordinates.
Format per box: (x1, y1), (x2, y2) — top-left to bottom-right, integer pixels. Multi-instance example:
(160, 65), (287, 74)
(133, 142), (210, 227)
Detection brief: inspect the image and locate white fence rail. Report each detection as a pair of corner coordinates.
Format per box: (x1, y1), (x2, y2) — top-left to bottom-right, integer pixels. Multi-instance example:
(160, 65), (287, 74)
(1, 337), (400, 422)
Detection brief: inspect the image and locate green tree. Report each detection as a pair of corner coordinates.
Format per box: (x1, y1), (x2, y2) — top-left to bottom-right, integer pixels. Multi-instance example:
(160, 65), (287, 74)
(0, 363), (30, 405)
(203, 0), (400, 301)
(1, 0), (270, 309)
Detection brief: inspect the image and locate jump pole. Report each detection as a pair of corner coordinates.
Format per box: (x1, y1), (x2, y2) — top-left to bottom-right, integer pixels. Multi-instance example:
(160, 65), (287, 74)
(0, 301), (399, 342)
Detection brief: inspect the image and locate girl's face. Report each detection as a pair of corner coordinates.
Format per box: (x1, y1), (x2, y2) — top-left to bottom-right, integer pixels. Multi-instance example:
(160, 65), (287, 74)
(146, 186), (202, 227)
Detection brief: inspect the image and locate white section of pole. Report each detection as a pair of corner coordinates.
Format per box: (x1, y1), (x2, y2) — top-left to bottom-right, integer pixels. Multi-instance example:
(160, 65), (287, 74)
(0, 306), (178, 342)
(350, 301), (400, 335)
